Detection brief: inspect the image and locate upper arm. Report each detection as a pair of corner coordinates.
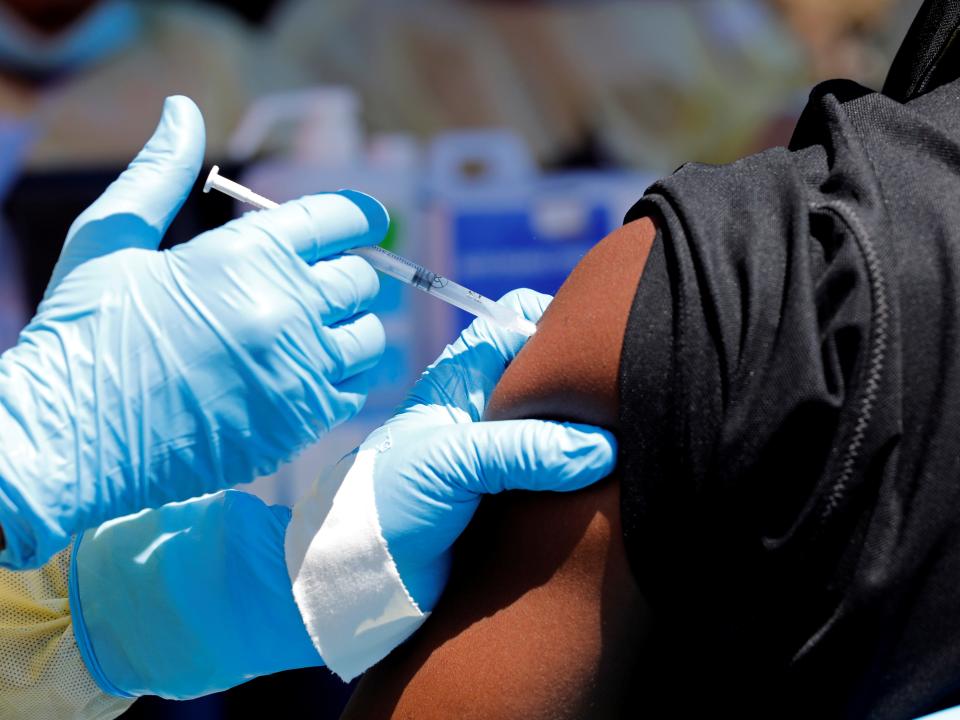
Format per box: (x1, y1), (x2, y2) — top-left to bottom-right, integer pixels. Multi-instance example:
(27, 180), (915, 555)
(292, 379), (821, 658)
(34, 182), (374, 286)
(342, 218), (658, 720)
(484, 216), (657, 428)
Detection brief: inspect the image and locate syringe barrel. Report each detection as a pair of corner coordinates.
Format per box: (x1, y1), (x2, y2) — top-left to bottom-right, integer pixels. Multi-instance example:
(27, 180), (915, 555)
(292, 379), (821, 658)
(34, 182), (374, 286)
(348, 246), (419, 285)
(430, 279), (537, 335)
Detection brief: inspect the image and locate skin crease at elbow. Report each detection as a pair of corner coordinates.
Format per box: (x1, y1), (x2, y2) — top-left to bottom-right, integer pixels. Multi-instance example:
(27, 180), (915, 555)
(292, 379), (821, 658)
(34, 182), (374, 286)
(343, 218), (659, 719)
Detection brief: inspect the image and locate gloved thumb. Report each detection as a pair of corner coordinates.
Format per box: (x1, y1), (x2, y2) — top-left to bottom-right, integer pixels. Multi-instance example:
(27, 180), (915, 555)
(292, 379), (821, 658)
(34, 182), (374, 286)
(47, 95), (205, 293)
(442, 419), (617, 496)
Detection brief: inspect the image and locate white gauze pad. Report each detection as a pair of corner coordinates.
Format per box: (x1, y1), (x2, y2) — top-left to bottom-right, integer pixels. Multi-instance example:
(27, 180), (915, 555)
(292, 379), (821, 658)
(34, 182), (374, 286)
(284, 441), (427, 682)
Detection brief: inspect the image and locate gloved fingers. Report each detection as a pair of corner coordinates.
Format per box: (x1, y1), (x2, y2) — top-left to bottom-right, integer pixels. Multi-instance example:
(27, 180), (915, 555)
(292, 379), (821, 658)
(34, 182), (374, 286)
(308, 253), (380, 325)
(441, 419), (617, 496)
(61, 96), (204, 258)
(496, 288), (553, 324)
(402, 289), (553, 419)
(455, 288), (553, 363)
(322, 312), (386, 383)
(240, 190), (389, 266)
(330, 370), (374, 420)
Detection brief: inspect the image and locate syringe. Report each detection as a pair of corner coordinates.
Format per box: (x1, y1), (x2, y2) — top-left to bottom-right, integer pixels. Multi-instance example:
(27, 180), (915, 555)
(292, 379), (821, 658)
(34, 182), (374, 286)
(203, 166), (537, 336)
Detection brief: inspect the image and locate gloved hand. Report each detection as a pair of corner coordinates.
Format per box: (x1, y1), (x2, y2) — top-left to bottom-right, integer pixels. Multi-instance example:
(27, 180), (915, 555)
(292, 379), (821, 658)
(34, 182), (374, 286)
(285, 288), (618, 679)
(70, 289), (616, 698)
(0, 95), (388, 569)
(375, 288), (615, 609)
(71, 491), (320, 700)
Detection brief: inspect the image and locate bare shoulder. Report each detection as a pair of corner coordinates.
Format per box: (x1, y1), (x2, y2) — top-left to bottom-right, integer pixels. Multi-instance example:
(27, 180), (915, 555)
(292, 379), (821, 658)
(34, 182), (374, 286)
(343, 217), (659, 720)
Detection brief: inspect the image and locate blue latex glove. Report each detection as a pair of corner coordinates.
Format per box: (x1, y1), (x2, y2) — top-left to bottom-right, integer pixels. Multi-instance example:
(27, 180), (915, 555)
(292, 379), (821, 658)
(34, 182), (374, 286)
(0, 95), (388, 569)
(71, 289), (616, 698)
(369, 289), (616, 610)
(71, 490), (319, 700)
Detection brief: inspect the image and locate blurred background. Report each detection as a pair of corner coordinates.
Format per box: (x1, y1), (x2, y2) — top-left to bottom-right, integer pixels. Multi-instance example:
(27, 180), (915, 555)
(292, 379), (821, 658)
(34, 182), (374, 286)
(0, 0), (925, 717)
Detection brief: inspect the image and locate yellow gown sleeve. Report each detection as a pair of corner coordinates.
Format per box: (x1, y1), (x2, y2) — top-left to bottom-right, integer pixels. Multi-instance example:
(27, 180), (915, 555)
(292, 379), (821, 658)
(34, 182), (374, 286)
(0, 546), (133, 720)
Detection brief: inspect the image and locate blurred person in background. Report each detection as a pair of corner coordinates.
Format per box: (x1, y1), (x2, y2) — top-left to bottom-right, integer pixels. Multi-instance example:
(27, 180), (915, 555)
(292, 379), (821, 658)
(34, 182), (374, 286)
(0, 0), (299, 169)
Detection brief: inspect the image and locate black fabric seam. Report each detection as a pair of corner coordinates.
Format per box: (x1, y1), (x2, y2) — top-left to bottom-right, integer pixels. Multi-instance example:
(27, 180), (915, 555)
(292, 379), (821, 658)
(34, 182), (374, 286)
(814, 199), (889, 523)
(914, 22), (960, 98)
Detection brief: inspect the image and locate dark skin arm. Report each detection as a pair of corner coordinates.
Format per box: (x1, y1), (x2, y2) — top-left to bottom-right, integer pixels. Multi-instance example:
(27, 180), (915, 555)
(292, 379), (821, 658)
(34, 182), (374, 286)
(342, 217), (658, 720)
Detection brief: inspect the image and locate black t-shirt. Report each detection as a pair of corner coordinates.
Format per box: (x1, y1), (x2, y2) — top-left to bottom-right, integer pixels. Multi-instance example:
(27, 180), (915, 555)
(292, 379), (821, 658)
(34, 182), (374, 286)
(617, 2), (960, 716)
